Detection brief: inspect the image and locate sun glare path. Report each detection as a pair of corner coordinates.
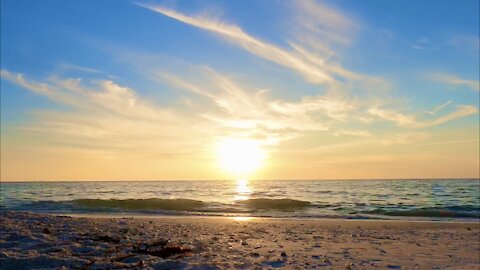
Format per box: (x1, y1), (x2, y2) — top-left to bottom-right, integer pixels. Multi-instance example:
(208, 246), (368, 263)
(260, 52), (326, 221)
(235, 178), (251, 201)
(216, 138), (266, 177)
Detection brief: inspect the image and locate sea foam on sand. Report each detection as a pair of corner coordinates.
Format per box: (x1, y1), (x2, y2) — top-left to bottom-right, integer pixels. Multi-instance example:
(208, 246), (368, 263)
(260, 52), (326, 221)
(0, 212), (479, 269)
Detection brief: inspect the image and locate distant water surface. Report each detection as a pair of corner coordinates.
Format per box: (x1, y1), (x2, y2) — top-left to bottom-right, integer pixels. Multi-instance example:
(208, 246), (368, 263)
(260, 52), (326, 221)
(1, 179), (479, 221)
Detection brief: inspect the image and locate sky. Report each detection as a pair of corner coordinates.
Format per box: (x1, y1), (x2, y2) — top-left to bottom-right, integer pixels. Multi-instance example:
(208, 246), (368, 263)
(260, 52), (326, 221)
(1, 0), (479, 181)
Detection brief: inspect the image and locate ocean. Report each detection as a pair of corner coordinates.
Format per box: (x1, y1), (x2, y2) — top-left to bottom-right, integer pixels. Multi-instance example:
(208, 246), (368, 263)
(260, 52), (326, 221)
(1, 179), (479, 221)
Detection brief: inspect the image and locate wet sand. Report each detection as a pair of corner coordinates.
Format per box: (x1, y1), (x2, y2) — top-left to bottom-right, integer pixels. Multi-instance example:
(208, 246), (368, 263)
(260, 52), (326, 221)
(1, 212), (479, 269)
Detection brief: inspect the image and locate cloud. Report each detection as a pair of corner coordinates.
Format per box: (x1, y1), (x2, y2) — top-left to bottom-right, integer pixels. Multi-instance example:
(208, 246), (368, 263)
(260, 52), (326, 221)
(425, 100), (452, 115)
(367, 107), (418, 127)
(1, 69), (209, 156)
(1, 69), (84, 108)
(379, 132), (429, 145)
(269, 95), (356, 122)
(290, 0), (358, 46)
(138, 3), (335, 85)
(427, 72), (479, 92)
(137, 2), (382, 88)
(56, 62), (105, 75)
(368, 105), (478, 128)
(411, 37), (437, 50)
(2, 64), (478, 173)
(287, 140), (368, 155)
(414, 139), (479, 147)
(2, 68), (346, 155)
(157, 68), (341, 135)
(426, 105), (478, 126)
(53, 61), (118, 80)
(2, 60), (477, 163)
(334, 129), (372, 138)
(1, 69), (176, 122)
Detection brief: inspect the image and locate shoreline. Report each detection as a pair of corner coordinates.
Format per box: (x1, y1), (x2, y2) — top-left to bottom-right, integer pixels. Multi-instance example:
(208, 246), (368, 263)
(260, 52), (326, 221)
(62, 212), (480, 224)
(1, 211), (479, 269)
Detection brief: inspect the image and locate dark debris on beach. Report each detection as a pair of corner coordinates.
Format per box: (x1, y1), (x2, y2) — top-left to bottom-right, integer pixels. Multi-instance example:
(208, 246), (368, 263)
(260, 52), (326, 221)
(0, 212), (200, 270)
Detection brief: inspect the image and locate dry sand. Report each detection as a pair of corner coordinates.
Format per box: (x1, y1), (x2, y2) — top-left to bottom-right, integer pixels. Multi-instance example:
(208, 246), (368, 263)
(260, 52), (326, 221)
(0, 211), (479, 269)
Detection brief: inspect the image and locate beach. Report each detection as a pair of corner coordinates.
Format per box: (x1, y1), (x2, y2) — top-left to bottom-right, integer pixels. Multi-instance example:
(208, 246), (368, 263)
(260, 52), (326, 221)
(1, 212), (479, 269)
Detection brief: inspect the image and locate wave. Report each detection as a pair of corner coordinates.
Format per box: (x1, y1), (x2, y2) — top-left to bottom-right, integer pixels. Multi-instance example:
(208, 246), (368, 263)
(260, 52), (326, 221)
(236, 199), (311, 210)
(16, 198), (313, 213)
(73, 198), (312, 211)
(17, 198), (312, 213)
(71, 198), (205, 211)
(365, 206), (480, 218)
(11, 199), (479, 219)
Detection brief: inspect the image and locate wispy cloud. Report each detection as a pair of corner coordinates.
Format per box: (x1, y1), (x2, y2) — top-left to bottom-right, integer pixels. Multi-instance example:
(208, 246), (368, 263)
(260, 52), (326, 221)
(269, 96), (356, 122)
(53, 61), (118, 80)
(425, 100), (452, 115)
(1, 69), (210, 156)
(413, 139), (479, 147)
(427, 72), (480, 92)
(379, 132), (428, 145)
(368, 105), (478, 128)
(289, 140), (368, 155)
(289, 0), (358, 47)
(157, 67), (340, 135)
(3, 58), (477, 160)
(56, 62), (104, 75)
(368, 107), (417, 127)
(334, 129), (372, 138)
(136, 1), (384, 89)
(411, 37), (437, 50)
(2, 67), (351, 156)
(2, 56), (478, 181)
(137, 3), (336, 85)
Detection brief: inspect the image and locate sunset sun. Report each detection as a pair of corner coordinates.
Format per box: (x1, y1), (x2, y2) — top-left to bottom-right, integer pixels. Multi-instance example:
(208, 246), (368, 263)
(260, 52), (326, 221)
(216, 138), (266, 177)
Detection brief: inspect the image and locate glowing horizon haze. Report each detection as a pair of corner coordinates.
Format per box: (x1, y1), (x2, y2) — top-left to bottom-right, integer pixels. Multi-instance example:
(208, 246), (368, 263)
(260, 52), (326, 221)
(1, 0), (479, 181)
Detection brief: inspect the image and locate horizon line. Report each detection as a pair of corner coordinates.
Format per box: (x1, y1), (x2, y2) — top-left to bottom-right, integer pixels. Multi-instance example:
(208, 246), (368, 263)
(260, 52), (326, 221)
(1, 177), (479, 183)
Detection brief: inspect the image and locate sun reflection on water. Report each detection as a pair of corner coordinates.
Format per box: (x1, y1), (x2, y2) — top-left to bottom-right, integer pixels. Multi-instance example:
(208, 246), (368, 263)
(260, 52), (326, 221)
(234, 178), (251, 201)
(231, 216), (254, 221)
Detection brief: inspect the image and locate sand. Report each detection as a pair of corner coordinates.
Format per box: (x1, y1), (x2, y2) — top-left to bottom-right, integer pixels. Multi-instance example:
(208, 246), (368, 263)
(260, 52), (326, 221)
(0, 212), (479, 269)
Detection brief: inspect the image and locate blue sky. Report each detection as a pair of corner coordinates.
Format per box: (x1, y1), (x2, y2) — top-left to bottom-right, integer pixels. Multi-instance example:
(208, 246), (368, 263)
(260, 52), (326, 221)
(1, 0), (479, 180)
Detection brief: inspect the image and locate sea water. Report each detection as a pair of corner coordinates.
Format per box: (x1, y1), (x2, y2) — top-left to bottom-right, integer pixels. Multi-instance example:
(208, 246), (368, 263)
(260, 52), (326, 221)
(1, 179), (479, 221)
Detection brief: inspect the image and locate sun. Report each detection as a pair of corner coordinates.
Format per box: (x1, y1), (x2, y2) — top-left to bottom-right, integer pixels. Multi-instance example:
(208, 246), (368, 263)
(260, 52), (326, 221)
(216, 138), (266, 177)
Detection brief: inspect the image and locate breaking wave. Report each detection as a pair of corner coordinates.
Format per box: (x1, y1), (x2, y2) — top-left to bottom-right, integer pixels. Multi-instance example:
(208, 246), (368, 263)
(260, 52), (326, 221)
(365, 206), (480, 218)
(236, 199), (311, 210)
(11, 199), (479, 219)
(18, 198), (313, 214)
(72, 198), (205, 211)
